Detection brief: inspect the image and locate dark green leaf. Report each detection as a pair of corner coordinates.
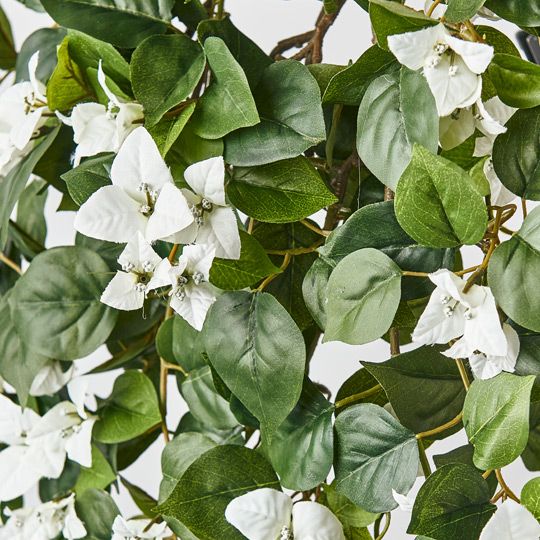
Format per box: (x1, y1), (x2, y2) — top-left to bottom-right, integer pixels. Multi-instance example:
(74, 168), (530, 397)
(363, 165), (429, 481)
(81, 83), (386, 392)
(74, 446), (116, 495)
(302, 257), (333, 329)
(335, 368), (388, 414)
(0, 6), (16, 70)
(149, 102), (196, 157)
(14, 179), (47, 259)
(76, 489), (120, 540)
(445, 0), (486, 22)
(485, 0), (540, 26)
(334, 403), (419, 512)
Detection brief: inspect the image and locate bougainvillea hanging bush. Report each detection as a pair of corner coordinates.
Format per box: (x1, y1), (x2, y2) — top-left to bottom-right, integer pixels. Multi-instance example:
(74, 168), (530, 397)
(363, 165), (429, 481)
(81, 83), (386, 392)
(0, 0), (540, 538)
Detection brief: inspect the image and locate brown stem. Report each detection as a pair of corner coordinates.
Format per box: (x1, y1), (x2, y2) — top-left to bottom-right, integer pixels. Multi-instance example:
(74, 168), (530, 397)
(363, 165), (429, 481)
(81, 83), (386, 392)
(426, 0), (443, 17)
(0, 252), (22, 274)
(495, 469), (520, 503)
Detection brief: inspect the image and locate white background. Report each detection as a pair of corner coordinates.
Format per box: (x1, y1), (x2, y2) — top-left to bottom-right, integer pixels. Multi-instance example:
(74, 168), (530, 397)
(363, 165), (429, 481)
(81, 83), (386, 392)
(1, 0), (534, 537)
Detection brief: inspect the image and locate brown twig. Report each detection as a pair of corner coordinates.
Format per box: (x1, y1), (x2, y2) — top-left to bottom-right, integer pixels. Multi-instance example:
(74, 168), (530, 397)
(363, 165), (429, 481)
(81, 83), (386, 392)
(495, 469), (520, 503)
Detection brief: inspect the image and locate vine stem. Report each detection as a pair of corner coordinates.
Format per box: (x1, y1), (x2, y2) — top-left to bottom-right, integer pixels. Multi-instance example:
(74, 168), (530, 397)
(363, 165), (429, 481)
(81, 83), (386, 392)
(495, 469), (520, 503)
(455, 359), (471, 390)
(0, 252), (22, 274)
(417, 439), (432, 477)
(374, 513), (391, 540)
(300, 219), (330, 237)
(256, 253), (292, 292)
(334, 384), (382, 410)
(426, 0), (443, 18)
(416, 411), (463, 439)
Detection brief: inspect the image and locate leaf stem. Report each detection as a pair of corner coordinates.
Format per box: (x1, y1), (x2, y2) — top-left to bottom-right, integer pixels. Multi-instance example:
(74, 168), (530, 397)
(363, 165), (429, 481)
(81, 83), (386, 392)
(334, 384), (382, 410)
(300, 219), (330, 238)
(256, 253), (292, 292)
(495, 469), (520, 503)
(374, 512), (391, 540)
(455, 359), (470, 390)
(416, 411), (463, 439)
(325, 104), (343, 169)
(0, 251), (22, 274)
(522, 197), (528, 219)
(426, 0), (443, 18)
(417, 438), (432, 477)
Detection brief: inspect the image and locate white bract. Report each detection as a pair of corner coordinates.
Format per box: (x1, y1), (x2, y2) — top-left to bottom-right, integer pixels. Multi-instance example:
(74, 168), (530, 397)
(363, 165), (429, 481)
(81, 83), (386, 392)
(100, 232), (168, 311)
(388, 24), (493, 116)
(225, 488), (346, 540)
(151, 243), (217, 330)
(480, 499), (540, 540)
(0, 494), (86, 540)
(171, 156), (241, 259)
(30, 360), (74, 397)
(67, 375), (98, 419)
(0, 52), (49, 175)
(0, 395), (95, 501)
(392, 488), (415, 512)
(59, 61), (143, 166)
(111, 516), (172, 540)
(412, 269), (508, 359)
(469, 324), (520, 380)
(75, 127), (193, 243)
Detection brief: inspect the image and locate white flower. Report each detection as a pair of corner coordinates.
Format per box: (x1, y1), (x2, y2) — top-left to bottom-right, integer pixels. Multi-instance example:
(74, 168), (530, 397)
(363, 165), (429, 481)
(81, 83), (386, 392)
(30, 361), (74, 397)
(412, 269), (508, 358)
(150, 244), (217, 330)
(59, 61), (143, 166)
(0, 52), (49, 175)
(482, 158), (516, 206)
(111, 516), (172, 540)
(100, 232), (169, 311)
(388, 24), (493, 116)
(0, 393), (40, 445)
(67, 375), (97, 419)
(74, 127), (194, 243)
(469, 324), (520, 380)
(170, 156), (241, 259)
(225, 488), (346, 540)
(480, 499), (540, 540)
(0, 508), (40, 540)
(392, 488), (415, 512)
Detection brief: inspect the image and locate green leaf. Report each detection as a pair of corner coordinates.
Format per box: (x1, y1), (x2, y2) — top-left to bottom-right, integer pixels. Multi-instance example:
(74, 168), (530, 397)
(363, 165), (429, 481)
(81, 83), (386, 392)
(74, 446), (116, 496)
(203, 291), (305, 436)
(10, 246), (117, 360)
(369, 0), (437, 50)
(0, 291), (49, 405)
(302, 257), (333, 329)
(445, 0), (487, 22)
(408, 464), (496, 540)
(267, 379), (334, 490)
(63, 153), (114, 206)
(324, 248), (402, 345)
(488, 207), (540, 332)
(463, 373), (535, 469)
(228, 156), (336, 223)
(40, 0), (175, 48)
(16, 27), (66, 83)
(395, 145), (487, 248)
(335, 368), (389, 413)
(75, 233), (122, 270)
(120, 477), (157, 518)
(180, 365), (239, 430)
(488, 54), (540, 109)
(210, 230), (280, 290)
(322, 483), (379, 529)
(197, 16), (272, 89)
(14, 179), (47, 259)
(0, 127), (59, 250)
(93, 370), (162, 444)
(157, 445), (280, 540)
(0, 6), (16, 70)
(191, 37), (259, 139)
(177, 411), (244, 446)
(522, 477), (540, 521)
(225, 60), (326, 166)
(524, 402), (540, 471)
(75, 489), (120, 540)
(148, 102), (196, 157)
(334, 403), (419, 513)
(492, 107), (540, 200)
(131, 34), (205, 127)
(485, 0), (540, 26)
(357, 68), (438, 190)
(322, 45), (397, 106)
(156, 315), (206, 372)
(363, 346), (465, 437)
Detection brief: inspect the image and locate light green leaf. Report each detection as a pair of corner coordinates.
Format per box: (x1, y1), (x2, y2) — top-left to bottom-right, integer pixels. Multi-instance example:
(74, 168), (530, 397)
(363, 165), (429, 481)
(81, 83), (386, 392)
(395, 145), (487, 248)
(369, 0), (437, 50)
(40, 0), (175, 48)
(324, 248), (402, 345)
(522, 477), (540, 521)
(225, 60), (326, 166)
(492, 107), (540, 199)
(445, 0), (487, 22)
(209, 230), (280, 290)
(148, 102), (196, 157)
(322, 483), (379, 529)
(322, 45), (397, 106)
(157, 445), (280, 540)
(267, 379), (334, 491)
(363, 346), (465, 437)
(228, 156), (337, 223)
(93, 370), (162, 444)
(408, 464), (496, 540)
(334, 403), (419, 513)
(488, 54), (540, 109)
(191, 37), (259, 139)
(74, 446), (116, 496)
(131, 34), (205, 127)
(203, 291), (305, 437)
(463, 373), (535, 469)
(9, 246), (117, 360)
(488, 207), (540, 332)
(302, 257), (333, 330)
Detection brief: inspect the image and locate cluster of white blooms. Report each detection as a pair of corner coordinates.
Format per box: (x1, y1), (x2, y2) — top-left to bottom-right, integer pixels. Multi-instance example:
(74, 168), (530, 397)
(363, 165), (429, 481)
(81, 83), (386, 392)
(0, 381), (95, 502)
(225, 488), (346, 540)
(412, 270), (519, 380)
(74, 124), (240, 330)
(111, 516), (172, 540)
(0, 52), (50, 176)
(0, 494), (86, 540)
